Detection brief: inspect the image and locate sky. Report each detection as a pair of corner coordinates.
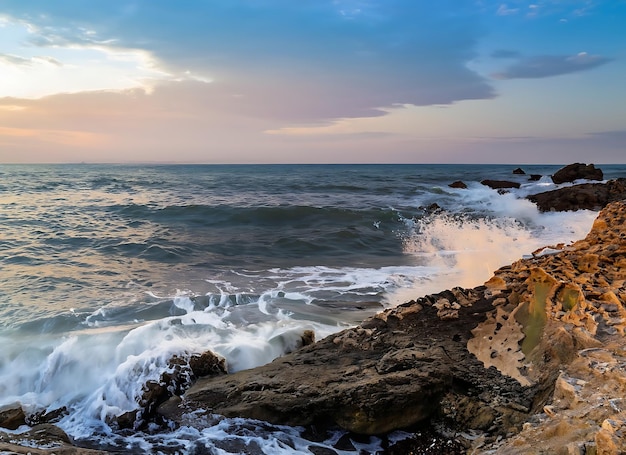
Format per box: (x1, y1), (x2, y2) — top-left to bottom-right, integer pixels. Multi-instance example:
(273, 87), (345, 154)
(0, 0), (624, 164)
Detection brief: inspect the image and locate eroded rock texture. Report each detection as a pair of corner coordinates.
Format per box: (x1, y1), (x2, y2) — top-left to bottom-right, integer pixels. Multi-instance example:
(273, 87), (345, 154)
(551, 163), (603, 184)
(528, 178), (626, 212)
(160, 201), (626, 454)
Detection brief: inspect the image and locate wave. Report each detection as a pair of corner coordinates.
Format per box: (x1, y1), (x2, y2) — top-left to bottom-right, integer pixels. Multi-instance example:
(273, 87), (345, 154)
(113, 203), (402, 227)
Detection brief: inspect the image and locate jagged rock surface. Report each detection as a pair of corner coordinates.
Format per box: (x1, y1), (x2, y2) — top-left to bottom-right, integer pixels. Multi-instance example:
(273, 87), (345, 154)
(551, 163), (603, 184)
(0, 424), (109, 454)
(528, 178), (626, 212)
(160, 201), (626, 453)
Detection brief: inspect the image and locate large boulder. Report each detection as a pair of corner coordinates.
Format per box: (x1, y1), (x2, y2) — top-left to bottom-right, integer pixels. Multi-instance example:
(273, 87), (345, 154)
(551, 163), (603, 184)
(158, 201), (626, 453)
(0, 404), (26, 430)
(0, 424), (109, 454)
(161, 288), (533, 435)
(527, 178), (626, 212)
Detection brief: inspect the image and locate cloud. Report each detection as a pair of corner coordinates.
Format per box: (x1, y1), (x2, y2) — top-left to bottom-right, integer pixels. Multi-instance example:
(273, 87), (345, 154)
(0, 52), (63, 67)
(496, 4), (519, 16)
(0, 1), (496, 122)
(0, 53), (32, 66)
(492, 52), (612, 79)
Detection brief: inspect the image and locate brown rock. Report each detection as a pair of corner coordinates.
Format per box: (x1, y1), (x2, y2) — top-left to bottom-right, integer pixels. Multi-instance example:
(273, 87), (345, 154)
(0, 404), (26, 430)
(449, 180), (467, 189)
(481, 179), (521, 189)
(527, 178), (626, 212)
(513, 167), (526, 175)
(0, 424), (109, 454)
(113, 350), (226, 429)
(552, 163), (603, 184)
(158, 201), (626, 453)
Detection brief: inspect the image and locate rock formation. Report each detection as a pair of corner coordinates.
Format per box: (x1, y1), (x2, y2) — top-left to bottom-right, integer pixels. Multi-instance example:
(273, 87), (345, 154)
(551, 163), (603, 184)
(158, 201), (626, 453)
(528, 178), (626, 212)
(0, 424), (109, 454)
(3, 167), (625, 453)
(449, 180), (467, 189)
(480, 179), (521, 190)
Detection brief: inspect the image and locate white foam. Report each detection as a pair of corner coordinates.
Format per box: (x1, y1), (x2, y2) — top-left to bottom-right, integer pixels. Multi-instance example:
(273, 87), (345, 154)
(396, 192), (597, 302)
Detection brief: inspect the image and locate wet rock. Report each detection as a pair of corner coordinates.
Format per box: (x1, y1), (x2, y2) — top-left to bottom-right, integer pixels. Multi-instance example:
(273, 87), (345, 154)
(113, 349), (226, 430)
(27, 407), (68, 426)
(551, 163), (603, 184)
(528, 174), (542, 181)
(481, 179), (521, 190)
(449, 180), (467, 189)
(0, 424), (109, 454)
(158, 202), (626, 453)
(513, 167), (526, 175)
(0, 403), (26, 430)
(527, 178), (626, 212)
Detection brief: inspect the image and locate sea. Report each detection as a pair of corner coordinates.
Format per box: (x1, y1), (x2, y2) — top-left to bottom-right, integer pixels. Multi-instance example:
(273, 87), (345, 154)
(1, 163), (625, 454)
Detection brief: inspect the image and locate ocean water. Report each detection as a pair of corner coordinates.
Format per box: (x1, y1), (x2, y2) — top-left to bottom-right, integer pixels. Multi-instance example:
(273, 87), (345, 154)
(1, 163), (625, 453)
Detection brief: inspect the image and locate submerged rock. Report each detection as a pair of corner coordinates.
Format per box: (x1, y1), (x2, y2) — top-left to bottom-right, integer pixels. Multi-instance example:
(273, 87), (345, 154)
(160, 201), (626, 453)
(449, 180), (467, 189)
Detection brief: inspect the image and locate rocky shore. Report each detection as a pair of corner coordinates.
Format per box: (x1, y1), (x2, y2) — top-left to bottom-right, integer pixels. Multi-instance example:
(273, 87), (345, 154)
(157, 199), (626, 454)
(2, 164), (626, 454)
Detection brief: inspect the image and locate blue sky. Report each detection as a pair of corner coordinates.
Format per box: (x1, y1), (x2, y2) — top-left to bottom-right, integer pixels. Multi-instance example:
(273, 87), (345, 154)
(0, 1), (624, 163)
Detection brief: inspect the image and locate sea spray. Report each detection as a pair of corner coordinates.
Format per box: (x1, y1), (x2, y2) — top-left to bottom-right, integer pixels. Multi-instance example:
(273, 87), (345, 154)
(2, 163), (623, 453)
(393, 194), (597, 303)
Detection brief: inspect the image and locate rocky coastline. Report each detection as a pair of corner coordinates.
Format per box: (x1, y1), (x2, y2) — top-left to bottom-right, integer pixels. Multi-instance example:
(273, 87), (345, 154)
(2, 163), (626, 454)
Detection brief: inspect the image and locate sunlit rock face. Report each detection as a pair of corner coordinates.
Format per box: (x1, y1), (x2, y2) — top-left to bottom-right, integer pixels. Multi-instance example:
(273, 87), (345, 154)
(483, 200), (626, 454)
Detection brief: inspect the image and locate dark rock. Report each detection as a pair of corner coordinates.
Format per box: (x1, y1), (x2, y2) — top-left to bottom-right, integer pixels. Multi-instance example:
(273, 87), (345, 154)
(300, 329), (315, 347)
(426, 203), (442, 213)
(161, 202), (626, 453)
(513, 167), (526, 175)
(188, 350), (228, 377)
(551, 163), (603, 184)
(529, 174), (542, 181)
(113, 350), (226, 430)
(481, 179), (521, 189)
(527, 178), (626, 212)
(0, 404), (26, 430)
(161, 286), (535, 435)
(382, 425), (466, 454)
(449, 181), (467, 189)
(26, 407), (67, 426)
(0, 423), (111, 454)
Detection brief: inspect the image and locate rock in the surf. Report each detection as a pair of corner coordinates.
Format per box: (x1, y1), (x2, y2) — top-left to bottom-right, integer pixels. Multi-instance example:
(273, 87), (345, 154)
(528, 178), (626, 212)
(480, 179), (521, 189)
(159, 201), (626, 455)
(551, 163), (603, 184)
